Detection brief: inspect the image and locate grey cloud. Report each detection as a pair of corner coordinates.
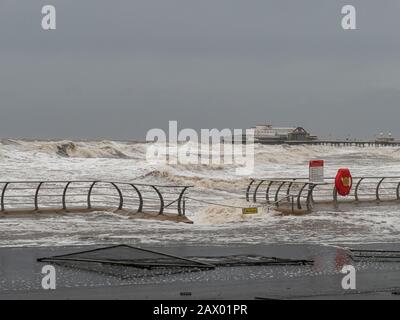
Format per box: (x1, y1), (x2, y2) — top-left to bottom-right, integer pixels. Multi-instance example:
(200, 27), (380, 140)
(0, 0), (399, 139)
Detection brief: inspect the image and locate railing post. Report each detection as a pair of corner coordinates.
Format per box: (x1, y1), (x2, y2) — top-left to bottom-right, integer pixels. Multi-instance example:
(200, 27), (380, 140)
(297, 183), (308, 210)
(275, 181), (286, 208)
(306, 184), (317, 212)
(245, 179), (255, 202)
(62, 182), (71, 210)
(333, 187), (338, 209)
(177, 187), (189, 216)
(286, 180), (295, 203)
(354, 178), (364, 201)
(34, 182), (44, 211)
(376, 178), (385, 201)
(111, 183), (124, 210)
(87, 181), (98, 209)
(397, 181), (400, 200)
(1, 183), (9, 212)
(253, 180), (265, 203)
(151, 186), (164, 215)
(130, 184), (143, 213)
(266, 181), (274, 204)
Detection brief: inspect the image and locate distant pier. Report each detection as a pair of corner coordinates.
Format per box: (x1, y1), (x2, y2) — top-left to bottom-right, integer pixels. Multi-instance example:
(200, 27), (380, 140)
(234, 124), (400, 147)
(233, 137), (400, 147)
(276, 140), (400, 147)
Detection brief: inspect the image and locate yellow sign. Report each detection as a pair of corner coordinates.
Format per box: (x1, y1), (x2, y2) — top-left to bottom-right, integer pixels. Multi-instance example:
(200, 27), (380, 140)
(242, 207), (258, 215)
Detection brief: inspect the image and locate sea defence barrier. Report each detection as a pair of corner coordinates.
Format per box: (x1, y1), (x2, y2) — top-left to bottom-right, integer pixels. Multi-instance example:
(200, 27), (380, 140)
(0, 180), (193, 223)
(246, 176), (400, 214)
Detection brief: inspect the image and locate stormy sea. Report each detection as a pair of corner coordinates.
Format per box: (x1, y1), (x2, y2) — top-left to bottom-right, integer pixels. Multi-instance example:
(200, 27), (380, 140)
(1, 138), (400, 247)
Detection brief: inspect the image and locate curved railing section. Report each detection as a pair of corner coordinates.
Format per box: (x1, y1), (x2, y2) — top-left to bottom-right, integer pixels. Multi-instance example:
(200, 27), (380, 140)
(0, 180), (192, 216)
(246, 176), (400, 213)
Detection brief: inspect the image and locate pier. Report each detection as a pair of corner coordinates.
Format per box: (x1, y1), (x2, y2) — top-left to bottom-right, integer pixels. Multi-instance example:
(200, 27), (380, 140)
(249, 138), (400, 147)
(229, 136), (400, 146)
(244, 124), (400, 146)
(281, 140), (400, 147)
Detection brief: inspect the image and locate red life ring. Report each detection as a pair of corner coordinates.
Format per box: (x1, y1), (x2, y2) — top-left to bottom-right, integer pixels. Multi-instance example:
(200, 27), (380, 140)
(335, 168), (352, 196)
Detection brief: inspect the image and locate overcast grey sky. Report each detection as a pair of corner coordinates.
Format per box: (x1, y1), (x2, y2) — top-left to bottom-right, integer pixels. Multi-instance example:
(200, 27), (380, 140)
(1, 0), (400, 140)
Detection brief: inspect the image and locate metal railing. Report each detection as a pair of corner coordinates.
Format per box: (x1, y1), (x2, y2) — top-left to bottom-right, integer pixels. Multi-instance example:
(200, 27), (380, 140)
(246, 176), (400, 213)
(0, 181), (192, 216)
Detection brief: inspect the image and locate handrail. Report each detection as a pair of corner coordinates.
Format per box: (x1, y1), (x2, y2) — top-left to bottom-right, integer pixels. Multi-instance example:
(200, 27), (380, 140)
(253, 176), (400, 181)
(246, 176), (400, 213)
(0, 180), (192, 217)
(0, 180), (194, 188)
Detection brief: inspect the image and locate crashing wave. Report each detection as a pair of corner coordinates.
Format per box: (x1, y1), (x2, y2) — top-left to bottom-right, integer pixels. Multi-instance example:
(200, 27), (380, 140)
(142, 168), (248, 192)
(55, 141), (130, 159)
(0, 139), (22, 146)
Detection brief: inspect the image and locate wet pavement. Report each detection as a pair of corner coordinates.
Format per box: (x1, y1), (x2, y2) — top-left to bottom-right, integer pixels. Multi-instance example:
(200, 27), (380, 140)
(1, 243), (400, 299)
